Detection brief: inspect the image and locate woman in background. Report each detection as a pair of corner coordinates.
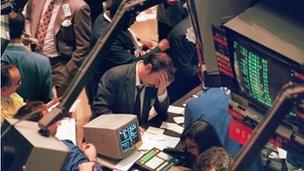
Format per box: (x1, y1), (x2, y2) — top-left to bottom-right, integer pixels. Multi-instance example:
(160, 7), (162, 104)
(170, 120), (223, 170)
(182, 120), (223, 160)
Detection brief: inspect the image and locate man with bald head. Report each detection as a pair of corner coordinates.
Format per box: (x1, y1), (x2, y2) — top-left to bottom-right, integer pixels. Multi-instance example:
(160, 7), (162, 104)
(1, 62), (25, 123)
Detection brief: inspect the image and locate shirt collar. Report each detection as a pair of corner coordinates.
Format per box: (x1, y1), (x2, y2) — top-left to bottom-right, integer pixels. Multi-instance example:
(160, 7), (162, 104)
(104, 11), (111, 22)
(135, 60), (143, 87)
(8, 42), (25, 47)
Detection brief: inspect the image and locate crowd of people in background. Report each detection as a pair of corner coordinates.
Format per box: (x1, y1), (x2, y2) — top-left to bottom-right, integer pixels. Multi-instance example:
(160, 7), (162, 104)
(1, 0), (201, 130)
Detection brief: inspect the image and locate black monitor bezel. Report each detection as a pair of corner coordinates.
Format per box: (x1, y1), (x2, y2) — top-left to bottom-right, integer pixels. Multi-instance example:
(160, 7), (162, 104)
(224, 27), (303, 112)
(117, 119), (141, 155)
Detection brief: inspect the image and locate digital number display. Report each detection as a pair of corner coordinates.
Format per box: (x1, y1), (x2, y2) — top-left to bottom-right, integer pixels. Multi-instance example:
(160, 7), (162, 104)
(231, 38), (292, 108)
(119, 122), (139, 151)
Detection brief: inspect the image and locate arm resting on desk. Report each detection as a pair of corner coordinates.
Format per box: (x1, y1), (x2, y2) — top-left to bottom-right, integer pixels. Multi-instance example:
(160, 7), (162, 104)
(62, 140), (103, 171)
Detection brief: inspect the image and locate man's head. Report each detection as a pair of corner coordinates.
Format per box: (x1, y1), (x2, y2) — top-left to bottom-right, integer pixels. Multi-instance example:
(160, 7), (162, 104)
(181, 120), (222, 159)
(1, 61), (21, 97)
(138, 52), (175, 88)
(8, 12), (25, 39)
(194, 146), (233, 171)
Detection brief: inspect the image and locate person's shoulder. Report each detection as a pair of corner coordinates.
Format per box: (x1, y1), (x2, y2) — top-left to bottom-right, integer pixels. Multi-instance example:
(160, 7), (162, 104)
(68, 0), (90, 10)
(2, 45), (25, 56)
(106, 63), (135, 79)
(108, 63), (129, 75)
(10, 93), (25, 105)
(1, 51), (11, 60)
(112, 62), (135, 71)
(11, 93), (23, 99)
(92, 14), (109, 33)
(95, 14), (109, 26)
(25, 51), (51, 65)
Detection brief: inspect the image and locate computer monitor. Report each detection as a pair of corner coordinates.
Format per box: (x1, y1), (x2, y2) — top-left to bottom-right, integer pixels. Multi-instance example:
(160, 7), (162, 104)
(211, 22), (304, 138)
(221, 28), (304, 111)
(222, 28), (304, 169)
(83, 114), (141, 159)
(212, 1), (304, 134)
(1, 118), (69, 171)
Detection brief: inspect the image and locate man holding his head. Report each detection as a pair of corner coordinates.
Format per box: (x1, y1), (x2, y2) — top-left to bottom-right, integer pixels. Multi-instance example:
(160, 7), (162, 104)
(87, 0), (170, 104)
(92, 52), (175, 125)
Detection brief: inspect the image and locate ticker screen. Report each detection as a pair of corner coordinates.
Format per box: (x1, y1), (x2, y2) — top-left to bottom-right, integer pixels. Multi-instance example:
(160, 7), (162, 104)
(231, 37), (292, 108)
(119, 122), (139, 152)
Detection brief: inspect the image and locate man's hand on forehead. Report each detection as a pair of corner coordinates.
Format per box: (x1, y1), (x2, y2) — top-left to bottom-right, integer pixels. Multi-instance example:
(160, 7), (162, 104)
(157, 72), (171, 96)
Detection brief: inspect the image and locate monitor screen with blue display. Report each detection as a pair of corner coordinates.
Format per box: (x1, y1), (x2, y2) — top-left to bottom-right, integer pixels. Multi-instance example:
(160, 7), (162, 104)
(119, 122), (140, 152)
(83, 114), (141, 159)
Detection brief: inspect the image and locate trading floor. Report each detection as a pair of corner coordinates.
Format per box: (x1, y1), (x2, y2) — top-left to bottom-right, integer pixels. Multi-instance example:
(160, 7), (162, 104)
(1, 0), (303, 171)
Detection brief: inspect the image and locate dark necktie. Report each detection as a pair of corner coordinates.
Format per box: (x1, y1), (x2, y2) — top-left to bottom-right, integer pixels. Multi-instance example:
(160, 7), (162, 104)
(134, 86), (143, 122)
(36, 0), (55, 52)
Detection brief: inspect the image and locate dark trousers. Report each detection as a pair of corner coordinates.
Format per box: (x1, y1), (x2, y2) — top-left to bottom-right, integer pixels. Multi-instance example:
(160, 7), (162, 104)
(49, 56), (70, 97)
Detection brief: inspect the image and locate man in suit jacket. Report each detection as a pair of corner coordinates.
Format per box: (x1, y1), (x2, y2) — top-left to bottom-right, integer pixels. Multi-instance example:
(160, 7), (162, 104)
(87, 0), (169, 105)
(2, 13), (53, 103)
(92, 52), (175, 125)
(25, 0), (92, 96)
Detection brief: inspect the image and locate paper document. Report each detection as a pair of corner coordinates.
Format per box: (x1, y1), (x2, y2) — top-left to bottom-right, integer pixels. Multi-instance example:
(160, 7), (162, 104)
(173, 117), (185, 124)
(146, 126), (165, 135)
(136, 9), (156, 22)
(268, 151), (280, 159)
(55, 118), (76, 145)
(167, 105), (185, 115)
(139, 132), (180, 151)
(277, 147), (287, 159)
(160, 122), (184, 134)
(113, 150), (144, 171)
(186, 26), (196, 44)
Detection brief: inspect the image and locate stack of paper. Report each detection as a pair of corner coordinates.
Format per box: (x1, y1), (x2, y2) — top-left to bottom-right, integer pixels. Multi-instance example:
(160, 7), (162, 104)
(55, 118), (76, 145)
(173, 117), (185, 124)
(167, 105), (185, 115)
(160, 122), (184, 134)
(146, 126), (165, 135)
(139, 132), (180, 151)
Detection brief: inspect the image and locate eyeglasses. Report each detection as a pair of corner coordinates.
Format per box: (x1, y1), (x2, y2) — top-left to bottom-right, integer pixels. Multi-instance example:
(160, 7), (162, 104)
(17, 79), (21, 86)
(12, 79), (21, 87)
